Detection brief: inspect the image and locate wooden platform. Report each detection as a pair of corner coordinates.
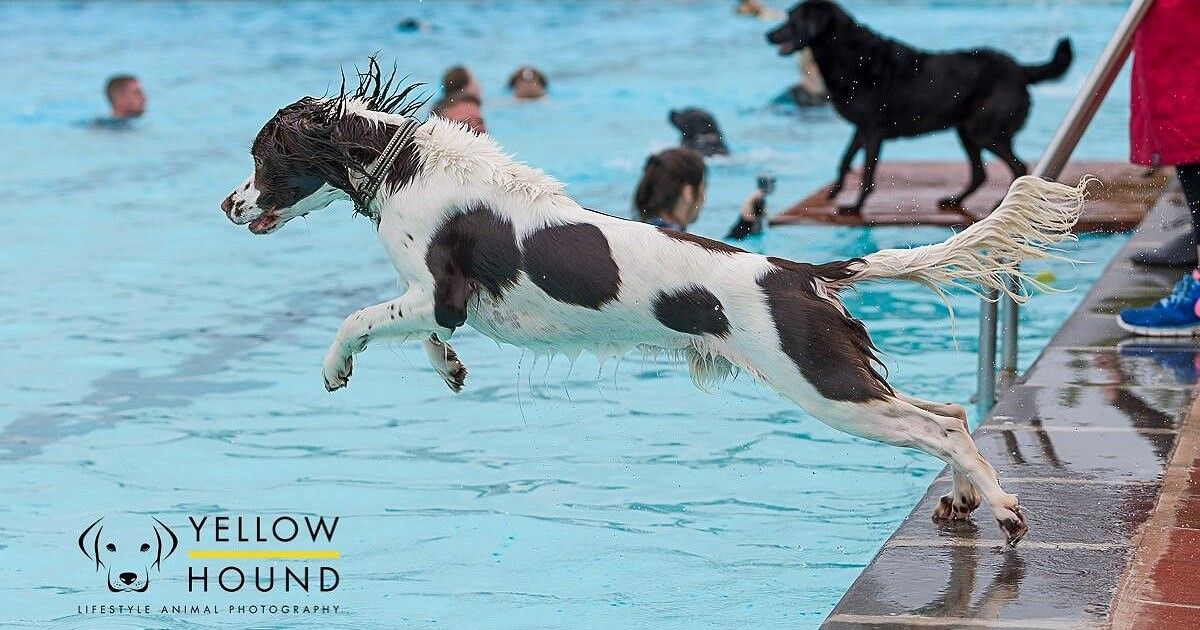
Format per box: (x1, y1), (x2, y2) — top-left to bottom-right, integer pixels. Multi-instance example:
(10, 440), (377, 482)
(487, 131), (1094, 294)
(770, 161), (1169, 233)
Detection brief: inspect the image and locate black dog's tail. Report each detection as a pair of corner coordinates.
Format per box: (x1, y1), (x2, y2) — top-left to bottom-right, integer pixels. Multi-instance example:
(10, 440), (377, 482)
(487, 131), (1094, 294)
(1023, 38), (1073, 84)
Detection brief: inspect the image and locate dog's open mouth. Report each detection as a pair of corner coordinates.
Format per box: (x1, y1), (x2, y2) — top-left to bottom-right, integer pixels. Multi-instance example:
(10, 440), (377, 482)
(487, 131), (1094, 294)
(776, 41), (797, 56)
(248, 212), (279, 234)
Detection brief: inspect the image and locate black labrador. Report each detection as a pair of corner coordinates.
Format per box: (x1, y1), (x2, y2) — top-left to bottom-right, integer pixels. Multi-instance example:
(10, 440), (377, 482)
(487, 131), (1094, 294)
(669, 108), (729, 157)
(767, 0), (1072, 213)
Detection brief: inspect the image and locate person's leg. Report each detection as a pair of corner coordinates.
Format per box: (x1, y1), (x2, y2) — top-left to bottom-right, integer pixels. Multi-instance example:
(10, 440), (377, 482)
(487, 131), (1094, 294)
(1119, 164), (1200, 336)
(1178, 164), (1200, 260)
(1130, 164), (1200, 267)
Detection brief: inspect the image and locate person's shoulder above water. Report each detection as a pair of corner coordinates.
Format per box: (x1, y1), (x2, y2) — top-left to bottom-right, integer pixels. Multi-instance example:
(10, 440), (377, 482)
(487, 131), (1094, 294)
(735, 0), (783, 20)
(88, 116), (137, 131)
(433, 91), (486, 134)
(645, 216), (686, 231)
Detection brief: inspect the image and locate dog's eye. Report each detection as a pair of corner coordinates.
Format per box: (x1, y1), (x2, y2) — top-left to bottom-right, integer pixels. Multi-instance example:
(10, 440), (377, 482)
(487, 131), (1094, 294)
(140, 543), (150, 552)
(105, 543), (116, 552)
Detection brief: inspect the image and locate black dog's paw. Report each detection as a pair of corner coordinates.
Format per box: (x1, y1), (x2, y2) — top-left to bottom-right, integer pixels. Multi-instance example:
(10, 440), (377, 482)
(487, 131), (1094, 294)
(835, 204), (862, 215)
(937, 196), (963, 211)
(826, 183), (844, 200)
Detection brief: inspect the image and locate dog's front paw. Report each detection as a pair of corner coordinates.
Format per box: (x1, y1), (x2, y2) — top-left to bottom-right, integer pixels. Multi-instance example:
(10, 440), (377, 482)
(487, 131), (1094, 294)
(826, 183), (844, 200)
(835, 203), (862, 215)
(322, 350), (353, 392)
(424, 335), (468, 393)
(441, 357), (468, 393)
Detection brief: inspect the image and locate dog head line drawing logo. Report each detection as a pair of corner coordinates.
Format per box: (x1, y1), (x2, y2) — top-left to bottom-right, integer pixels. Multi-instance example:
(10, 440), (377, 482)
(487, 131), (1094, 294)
(78, 517), (179, 592)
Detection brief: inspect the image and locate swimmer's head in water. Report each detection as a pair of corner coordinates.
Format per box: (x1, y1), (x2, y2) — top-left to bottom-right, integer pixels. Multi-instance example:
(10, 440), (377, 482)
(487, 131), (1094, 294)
(633, 148), (708, 227)
(507, 66), (547, 100)
(105, 75), (146, 119)
(766, 0), (847, 56)
(221, 58), (426, 234)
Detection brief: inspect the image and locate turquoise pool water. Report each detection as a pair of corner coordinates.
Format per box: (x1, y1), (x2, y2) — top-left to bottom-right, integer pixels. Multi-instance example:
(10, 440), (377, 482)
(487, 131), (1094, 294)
(1, 1), (1132, 627)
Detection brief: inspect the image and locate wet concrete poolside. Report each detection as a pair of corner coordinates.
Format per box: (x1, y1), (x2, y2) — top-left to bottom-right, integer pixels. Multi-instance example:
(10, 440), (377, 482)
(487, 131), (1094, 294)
(824, 182), (1198, 629)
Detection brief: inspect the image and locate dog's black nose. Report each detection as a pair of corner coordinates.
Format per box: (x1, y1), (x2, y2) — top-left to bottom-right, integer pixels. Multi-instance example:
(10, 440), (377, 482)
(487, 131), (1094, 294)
(221, 194), (234, 214)
(118, 572), (137, 585)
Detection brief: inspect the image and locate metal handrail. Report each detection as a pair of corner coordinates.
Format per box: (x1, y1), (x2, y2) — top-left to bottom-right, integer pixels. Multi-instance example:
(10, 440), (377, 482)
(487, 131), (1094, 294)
(976, 0), (1157, 410)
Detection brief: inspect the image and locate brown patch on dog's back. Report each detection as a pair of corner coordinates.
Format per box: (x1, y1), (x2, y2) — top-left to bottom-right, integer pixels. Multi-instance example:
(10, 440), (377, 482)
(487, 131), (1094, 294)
(757, 257), (891, 402)
(522, 223), (621, 309)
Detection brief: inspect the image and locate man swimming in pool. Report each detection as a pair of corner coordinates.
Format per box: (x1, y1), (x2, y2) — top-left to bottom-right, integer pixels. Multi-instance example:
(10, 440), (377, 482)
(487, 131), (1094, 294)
(106, 75), (145, 119)
(92, 75), (146, 129)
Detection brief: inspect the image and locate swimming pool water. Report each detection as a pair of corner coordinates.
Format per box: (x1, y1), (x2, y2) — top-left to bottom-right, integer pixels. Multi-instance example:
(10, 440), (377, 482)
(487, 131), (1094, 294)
(1, 1), (1133, 627)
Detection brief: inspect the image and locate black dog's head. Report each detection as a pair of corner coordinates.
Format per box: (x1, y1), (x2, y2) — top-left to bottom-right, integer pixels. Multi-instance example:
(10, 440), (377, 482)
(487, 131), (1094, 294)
(78, 517), (178, 593)
(668, 108), (728, 157)
(766, 0), (852, 55)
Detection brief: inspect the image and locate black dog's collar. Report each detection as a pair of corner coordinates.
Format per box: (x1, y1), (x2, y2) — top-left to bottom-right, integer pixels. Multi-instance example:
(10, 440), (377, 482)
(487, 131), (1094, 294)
(354, 118), (419, 225)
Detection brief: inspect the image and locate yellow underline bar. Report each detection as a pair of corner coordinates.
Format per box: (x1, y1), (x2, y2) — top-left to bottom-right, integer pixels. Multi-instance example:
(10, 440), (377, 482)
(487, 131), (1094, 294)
(187, 550), (340, 560)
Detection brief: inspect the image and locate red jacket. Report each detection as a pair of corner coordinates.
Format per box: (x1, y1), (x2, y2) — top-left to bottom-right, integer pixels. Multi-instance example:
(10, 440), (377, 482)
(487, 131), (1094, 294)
(1129, 0), (1200, 166)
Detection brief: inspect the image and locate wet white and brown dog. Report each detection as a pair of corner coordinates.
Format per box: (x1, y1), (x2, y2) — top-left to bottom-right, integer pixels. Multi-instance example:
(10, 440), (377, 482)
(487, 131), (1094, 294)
(221, 61), (1089, 546)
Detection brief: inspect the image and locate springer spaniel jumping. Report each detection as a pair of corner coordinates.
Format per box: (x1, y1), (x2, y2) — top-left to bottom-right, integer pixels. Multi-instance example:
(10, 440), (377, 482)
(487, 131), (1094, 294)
(221, 61), (1088, 546)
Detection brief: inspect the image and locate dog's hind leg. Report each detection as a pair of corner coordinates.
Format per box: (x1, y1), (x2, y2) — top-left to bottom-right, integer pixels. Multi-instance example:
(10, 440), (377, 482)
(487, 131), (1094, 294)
(939, 129), (986, 209)
(841, 135), (882, 214)
(895, 392), (981, 521)
(871, 397), (1023, 544)
(774, 387), (1025, 545)
(828, 130), (863, 200)
(987, 138), (1029, 181)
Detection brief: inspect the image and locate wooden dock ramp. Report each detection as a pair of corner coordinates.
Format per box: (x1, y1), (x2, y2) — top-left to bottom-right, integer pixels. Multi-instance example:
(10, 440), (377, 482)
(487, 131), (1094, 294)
(770, 161), (1168, 233)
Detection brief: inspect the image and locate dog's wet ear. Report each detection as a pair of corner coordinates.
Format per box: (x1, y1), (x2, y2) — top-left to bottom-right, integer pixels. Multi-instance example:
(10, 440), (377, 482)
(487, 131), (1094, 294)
(151, 518), (179, 569)
(78, 518), (104, 570)
(802, 1), (838, 41)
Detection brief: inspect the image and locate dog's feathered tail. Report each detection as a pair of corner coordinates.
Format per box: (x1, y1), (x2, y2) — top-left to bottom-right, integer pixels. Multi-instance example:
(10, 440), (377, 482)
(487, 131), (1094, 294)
(828, 175), (1090, 304)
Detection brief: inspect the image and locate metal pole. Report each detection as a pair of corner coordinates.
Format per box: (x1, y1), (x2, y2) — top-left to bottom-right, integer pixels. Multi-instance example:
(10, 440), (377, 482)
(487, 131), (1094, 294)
(976, 289), (999, 410)
(979, 0), (1154, 409)
(999, 275), (1021, 381)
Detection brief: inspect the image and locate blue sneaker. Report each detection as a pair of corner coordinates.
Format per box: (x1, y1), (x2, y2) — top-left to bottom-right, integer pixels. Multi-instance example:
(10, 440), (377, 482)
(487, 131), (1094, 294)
(1118, 270), (1200, 336)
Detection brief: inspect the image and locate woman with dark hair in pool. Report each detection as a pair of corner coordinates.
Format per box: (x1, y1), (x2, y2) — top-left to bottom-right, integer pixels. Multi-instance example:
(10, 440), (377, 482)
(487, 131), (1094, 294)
(633, 148), (770, 239)
(633, 148), (707, 231)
